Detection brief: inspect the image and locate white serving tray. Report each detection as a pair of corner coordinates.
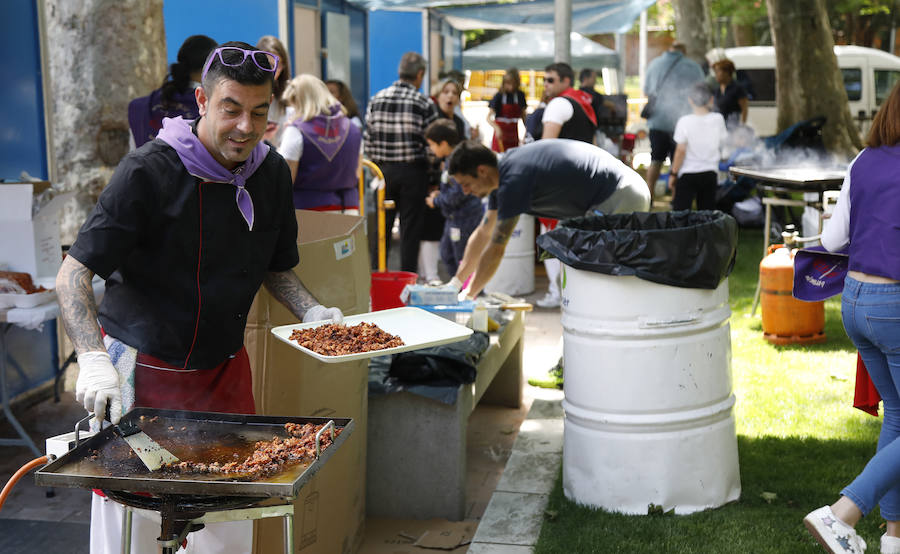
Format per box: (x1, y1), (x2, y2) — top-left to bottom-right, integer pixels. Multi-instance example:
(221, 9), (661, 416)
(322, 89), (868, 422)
(270, 306), (474, 363)
(0, 289), (56, 309)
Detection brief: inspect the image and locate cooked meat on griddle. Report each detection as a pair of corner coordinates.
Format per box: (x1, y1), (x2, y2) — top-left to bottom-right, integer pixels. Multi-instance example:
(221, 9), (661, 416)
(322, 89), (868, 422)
(164, 422), (340, 479)
(289, 322), (404, 356)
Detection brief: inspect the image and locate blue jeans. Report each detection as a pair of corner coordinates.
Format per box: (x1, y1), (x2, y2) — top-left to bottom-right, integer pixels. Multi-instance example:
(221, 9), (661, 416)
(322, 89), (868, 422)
(841, 276), (900, 520)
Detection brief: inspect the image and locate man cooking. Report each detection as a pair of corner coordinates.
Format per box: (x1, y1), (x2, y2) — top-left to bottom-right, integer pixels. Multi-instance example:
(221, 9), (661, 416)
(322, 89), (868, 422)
(444, 139), (650, 300)
(55, 41), (342, 553)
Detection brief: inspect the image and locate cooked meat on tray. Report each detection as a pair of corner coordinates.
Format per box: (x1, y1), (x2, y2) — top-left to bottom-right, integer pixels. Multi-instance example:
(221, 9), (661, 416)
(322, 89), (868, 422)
(0, 270), (48, 294)
(289, 321), (404, 356)
(164, 422), (340, 479)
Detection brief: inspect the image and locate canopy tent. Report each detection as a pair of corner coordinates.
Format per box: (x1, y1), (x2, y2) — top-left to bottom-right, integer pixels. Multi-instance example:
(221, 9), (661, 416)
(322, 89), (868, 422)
(435, 0), (655, 35)
(346, 0), (655, 36)
(462, 30), (619, 71)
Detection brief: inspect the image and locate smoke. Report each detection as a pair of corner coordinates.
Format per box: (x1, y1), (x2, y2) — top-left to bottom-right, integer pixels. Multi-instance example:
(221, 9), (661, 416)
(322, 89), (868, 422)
(726, 124), (848, 170)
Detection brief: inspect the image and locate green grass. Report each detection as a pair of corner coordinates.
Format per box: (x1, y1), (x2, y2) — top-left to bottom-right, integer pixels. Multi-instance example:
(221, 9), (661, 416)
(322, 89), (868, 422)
(534, 227), (884, 553)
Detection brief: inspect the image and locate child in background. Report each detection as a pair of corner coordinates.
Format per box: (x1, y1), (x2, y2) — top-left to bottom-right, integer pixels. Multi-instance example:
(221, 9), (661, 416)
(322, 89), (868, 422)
(488, 68), (527, 152)
(668, 82), (728, 210)
(424, 119), (485, 277)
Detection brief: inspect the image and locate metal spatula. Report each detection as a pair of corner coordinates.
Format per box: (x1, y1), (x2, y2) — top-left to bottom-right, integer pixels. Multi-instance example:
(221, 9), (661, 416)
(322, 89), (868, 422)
(98, 407), (180, 471)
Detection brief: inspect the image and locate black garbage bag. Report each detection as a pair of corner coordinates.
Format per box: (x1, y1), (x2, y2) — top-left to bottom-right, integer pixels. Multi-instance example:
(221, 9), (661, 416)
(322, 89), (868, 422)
(388, 331), (489, 387)
(536, 210), (738, 289)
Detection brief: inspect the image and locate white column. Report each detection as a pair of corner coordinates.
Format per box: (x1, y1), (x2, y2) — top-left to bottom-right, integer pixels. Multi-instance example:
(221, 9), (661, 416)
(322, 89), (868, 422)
(639, 9), (648, 93)
(554, 0), (572, 64)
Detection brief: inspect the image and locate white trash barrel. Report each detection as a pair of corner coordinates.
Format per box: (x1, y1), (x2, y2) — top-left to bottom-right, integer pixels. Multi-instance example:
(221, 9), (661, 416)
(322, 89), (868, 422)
(561, 265), (740, 515)
(484, 214), (534, 296)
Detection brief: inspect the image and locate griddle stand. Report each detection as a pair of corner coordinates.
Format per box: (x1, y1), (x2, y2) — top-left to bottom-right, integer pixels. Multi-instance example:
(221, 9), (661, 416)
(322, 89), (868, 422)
(108, 491), (295, 554)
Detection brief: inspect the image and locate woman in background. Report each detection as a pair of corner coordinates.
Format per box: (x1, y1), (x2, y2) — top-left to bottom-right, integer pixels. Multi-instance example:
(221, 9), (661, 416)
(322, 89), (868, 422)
(278, 75), (362, 213)
(711, 58), (748, 130)
(325, 79), (363, 129)
(127, 35), (217, 148)
(256, 35), (291, 144)
(487, 68), (527, 152)
(804, 81), (900, 554)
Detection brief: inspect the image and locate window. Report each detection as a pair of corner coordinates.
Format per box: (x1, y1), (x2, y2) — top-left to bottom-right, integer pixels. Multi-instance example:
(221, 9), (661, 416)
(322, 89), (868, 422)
(841, 68), (862, 101)
(735, 69), (775, 102)
(874, 69), (900, 105)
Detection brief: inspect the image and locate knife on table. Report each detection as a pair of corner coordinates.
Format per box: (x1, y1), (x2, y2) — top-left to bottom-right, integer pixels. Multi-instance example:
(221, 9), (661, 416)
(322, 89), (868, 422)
(98, 406), (180, 471)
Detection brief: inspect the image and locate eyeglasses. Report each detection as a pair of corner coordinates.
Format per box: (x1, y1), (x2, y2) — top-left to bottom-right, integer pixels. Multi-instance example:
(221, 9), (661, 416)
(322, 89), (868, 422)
(201, 47), (280, 82)
(544, 77), (556, 84)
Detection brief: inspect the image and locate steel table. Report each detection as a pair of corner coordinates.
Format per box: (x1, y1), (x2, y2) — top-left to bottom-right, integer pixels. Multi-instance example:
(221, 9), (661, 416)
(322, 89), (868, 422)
(729, 166), (845, 314)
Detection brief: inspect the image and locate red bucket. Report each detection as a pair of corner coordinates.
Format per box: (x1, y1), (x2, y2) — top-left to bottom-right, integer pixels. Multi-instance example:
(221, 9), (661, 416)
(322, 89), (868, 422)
(370, 271), (417, 311)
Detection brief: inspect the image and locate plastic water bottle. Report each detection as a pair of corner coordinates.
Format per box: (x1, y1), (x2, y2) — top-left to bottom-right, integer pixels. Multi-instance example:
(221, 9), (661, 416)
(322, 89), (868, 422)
(472, 301), (488, 332)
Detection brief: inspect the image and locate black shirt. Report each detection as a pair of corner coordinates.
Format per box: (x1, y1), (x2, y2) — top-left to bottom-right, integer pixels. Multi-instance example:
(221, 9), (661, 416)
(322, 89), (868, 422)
(579, 86), (605, 125)
(714, 81), (747, 129)
(559, 97), (597, 143)
(68, 139), (299, 369)
(487, 139), (644, 220)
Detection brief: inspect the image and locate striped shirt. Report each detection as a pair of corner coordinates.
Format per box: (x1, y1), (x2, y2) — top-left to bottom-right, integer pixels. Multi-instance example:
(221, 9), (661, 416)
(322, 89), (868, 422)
(364, 80), (438, 164)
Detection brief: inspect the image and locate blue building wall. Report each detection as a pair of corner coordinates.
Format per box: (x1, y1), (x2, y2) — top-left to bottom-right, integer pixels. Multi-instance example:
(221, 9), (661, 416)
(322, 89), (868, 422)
(368, 11), (423, 100)
(2, 0), (47, 181)
(163, 0), (280, 65)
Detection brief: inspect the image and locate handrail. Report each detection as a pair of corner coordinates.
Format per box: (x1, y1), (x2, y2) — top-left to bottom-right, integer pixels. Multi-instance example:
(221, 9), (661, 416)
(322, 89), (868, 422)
(360, 159), (388, 272)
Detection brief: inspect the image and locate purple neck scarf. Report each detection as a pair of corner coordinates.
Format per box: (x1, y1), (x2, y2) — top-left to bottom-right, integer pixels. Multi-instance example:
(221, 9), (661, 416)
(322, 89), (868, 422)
(156, 116), (268, 231)
(297, 105), (351, 161)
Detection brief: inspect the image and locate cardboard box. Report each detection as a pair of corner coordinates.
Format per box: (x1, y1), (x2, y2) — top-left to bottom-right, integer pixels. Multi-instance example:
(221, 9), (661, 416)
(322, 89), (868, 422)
(0, 183), (70, 281)
(401, 284), (459, 306)
(246, 210), (371, 554)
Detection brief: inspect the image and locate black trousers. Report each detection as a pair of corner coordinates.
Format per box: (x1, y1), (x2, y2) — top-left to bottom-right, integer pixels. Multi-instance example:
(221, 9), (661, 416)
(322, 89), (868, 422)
(672, 171), (717, 211)
(380, 161), (428, 273)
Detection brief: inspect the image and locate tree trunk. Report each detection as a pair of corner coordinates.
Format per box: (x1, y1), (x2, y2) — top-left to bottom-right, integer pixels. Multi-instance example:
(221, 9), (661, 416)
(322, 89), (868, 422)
(766, 0), (864, 158)
(731, 22), (756, 47)
(672, 0), (713, 67)
(44, 0), (166, 243)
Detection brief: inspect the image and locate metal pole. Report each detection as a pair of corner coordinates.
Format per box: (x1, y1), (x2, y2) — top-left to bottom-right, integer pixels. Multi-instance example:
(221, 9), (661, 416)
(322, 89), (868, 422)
(554, 0), (572, 64)
(614, 33), (625, 94)
(639, 10), (648, 93)
(120, 507), (133, 554)
(284, 512), (295, 554)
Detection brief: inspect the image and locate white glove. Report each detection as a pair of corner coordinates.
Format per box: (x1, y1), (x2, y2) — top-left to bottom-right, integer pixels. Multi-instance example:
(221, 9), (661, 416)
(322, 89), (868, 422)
(445, 276), (463, 293)
(75, 351), (122, 424)
(303, 304), (344, 324)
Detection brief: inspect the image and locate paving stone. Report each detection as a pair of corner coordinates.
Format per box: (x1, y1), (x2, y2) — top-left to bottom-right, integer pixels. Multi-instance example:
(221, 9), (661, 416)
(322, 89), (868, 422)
(471, 491), (548, 546)
(495, 450), (562, 495)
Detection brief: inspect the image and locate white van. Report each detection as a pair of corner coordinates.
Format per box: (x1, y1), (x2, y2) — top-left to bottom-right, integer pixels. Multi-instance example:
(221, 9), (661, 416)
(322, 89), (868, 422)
(720, 45), (900, 137)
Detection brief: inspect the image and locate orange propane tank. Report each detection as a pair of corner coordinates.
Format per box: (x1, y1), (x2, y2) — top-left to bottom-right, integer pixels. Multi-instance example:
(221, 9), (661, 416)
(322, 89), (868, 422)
(759, 244), (826, 345)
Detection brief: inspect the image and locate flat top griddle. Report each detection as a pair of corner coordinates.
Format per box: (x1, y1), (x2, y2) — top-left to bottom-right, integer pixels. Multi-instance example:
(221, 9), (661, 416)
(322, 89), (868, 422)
(729, 166), (846, 191)
(35, 407), (353, 498)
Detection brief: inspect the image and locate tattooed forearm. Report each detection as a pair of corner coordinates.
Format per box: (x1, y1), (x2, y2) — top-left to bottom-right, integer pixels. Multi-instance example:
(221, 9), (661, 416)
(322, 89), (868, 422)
(491, 216), (519, 245)
(56, 255), (105, 355)
(263, 270), (320, 320)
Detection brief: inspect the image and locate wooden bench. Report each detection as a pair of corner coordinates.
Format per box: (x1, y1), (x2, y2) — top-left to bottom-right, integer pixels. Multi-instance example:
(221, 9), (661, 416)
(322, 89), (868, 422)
(365, 310), (525, 520)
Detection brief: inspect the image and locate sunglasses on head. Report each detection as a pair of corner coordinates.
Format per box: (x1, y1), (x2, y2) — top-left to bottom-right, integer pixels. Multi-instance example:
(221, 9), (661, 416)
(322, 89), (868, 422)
(201, 47), (280, 82)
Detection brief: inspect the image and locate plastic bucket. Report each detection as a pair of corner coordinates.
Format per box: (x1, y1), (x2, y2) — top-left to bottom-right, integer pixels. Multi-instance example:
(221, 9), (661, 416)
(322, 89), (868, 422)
(561, 266), (740, 514)
(371, 271), (417, 311)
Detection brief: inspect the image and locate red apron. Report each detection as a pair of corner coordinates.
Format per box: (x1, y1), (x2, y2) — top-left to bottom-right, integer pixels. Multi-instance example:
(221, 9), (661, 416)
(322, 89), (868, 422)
(492, 101), (523, 152)
(134, 347), (256, 414)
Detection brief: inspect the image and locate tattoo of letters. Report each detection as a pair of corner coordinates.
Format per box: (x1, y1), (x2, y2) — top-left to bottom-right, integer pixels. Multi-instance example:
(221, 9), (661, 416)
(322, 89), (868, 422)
(263, 270), (319, 320)
(57, 257), (105, 354)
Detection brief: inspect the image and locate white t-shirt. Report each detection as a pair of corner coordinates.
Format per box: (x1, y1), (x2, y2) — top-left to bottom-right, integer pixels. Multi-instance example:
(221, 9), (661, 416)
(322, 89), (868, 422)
(673, 112), (727, 175)
(277, 124), (304, 161)
(541, 97), (574, 126)
(820, 152), (860, 252)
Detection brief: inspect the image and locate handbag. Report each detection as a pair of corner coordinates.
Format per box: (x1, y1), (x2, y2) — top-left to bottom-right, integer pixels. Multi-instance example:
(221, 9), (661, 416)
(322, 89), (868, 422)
(641, 57), (682, 119)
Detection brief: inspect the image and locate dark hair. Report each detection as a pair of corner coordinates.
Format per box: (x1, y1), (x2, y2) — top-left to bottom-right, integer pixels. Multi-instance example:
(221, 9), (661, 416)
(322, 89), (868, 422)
(503, 68), (521, 89)
(545, 62), (574, 85)
(578, 68), (595, 82)
(325, 79), (360, 120)
(712, 59), (736, 74)
(201, 41), (275, 93)
(868, 80), (900, 147)
(425, 118), (461, 146)
(688, 82), (713, 107)
(398, 52), (427, 81)
(447, 140), (497, 177)
(256, 35), (290, 98)
(160, 35), (217, 108)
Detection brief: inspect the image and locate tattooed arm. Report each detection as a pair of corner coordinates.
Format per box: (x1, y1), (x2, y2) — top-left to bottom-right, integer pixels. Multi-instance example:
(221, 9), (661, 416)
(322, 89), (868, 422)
(463, 215), (519, 299)
(56, 255), (105, 355)
(263, 270), (320, 321)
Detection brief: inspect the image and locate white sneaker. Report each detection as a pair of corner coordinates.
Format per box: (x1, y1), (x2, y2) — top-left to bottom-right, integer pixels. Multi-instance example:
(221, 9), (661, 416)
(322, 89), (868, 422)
(882, 534), (900, 554)
(803, 505), (867, 553)
(536, 292), (561, 309)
